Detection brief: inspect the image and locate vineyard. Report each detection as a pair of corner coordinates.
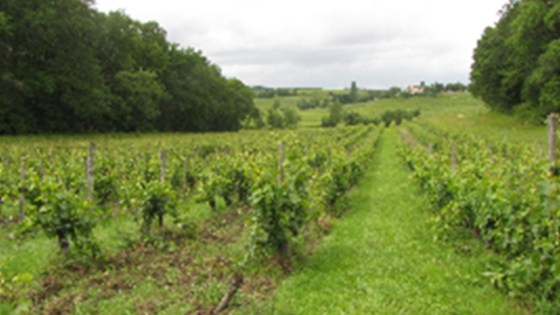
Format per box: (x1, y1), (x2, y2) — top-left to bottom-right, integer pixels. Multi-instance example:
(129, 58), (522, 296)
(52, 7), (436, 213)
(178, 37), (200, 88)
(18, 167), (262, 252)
(0, 92), (559, 313)
(3, 0), (560, 312)
(398, 118), (560, 313)
(0, 125), (382, 313)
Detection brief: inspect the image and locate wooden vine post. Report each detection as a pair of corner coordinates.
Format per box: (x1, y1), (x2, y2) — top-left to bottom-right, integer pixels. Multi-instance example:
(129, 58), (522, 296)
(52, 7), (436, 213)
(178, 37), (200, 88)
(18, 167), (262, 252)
(38, 160), (45, 179)
(86, 142), (96, 202)
(548, 113), (558, 176)
(19, 158), (26, 221)
(160, 149), (167, 183)
(156, 149), (168, 228)
(278, 141), (285, 184)
(184, 155), (189, 190)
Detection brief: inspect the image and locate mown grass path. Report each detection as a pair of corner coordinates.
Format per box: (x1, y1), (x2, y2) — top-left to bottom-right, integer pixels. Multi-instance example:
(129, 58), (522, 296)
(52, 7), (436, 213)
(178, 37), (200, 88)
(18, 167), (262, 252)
(248, 128), (526, 314)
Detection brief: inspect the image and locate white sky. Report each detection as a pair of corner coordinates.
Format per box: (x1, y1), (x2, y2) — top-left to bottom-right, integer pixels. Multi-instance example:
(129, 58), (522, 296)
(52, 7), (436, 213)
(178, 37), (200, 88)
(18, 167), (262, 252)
(94, 0), (506, 89)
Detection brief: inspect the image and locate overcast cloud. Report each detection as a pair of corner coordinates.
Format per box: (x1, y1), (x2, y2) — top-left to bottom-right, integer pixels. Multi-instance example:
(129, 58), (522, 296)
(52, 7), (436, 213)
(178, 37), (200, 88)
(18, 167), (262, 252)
(94, 0), (506, 89)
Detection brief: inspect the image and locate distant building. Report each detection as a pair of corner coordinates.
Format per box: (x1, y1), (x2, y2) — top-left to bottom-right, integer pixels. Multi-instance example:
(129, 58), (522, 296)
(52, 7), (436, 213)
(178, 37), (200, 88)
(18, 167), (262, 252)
(405, 86), (425, 94)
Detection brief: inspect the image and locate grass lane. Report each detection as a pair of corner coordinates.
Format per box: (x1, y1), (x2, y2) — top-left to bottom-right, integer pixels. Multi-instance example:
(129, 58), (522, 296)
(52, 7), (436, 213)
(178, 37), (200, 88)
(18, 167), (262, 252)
(242, 127), (526, 314)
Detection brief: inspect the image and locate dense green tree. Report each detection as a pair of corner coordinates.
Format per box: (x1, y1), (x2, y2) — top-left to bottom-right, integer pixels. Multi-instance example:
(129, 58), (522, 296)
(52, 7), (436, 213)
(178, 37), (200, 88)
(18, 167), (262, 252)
(160, 49), (255, 132)
(0, 10), (18, 133)
(424, 82), (445, 96)
(214, 78), (256, 131)
(96, 11), (141, 82)
(321, 102), (344, 127)
(350, 81), (358, 102)
(0, 0), (110, 133)
(230, 79), (257, 122)
(276, 88), (297, 97)
(471, 0), (560, 120)
(159, 47), (207, 131)
(0, 11), (9, 70)
(280, 107), (300, 129)
(296, 97), (328, 110)
(388, 87), (402, 98)
(252, 86), (276, 98)
(135, 21), (170, 74)
(523, 39), (560, 118)
(265, 105), (300, 129)
(113, 70), (164, 131)
(241, 107), (265, 129)
(267, 108), (285, 129)
(471, 27), (512, 111)
(444, 82), (467, 92)
(343, 111), (365, 125)
(0, 0), (256, 134)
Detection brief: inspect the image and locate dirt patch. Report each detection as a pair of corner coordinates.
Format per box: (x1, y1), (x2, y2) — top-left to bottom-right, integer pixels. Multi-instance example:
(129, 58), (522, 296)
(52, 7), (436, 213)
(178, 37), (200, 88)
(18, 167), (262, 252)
(241, 276), (275, 297)
(136, 299), (159, 314)
(28, 202), (333, 314)
(31, 276), (64, 305)
(42, 294), (76, 315)
(28, 208), (252, 313)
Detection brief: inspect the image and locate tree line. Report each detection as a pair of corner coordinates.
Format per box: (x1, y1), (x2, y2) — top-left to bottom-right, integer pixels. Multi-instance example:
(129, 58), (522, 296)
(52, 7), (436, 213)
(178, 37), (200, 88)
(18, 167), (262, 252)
(321, 101), (420, 128)
(0, 0), (257, 134)
(296, 81), (467, 111)
(252, 87), (302, 98)
(470, 0), (560, 122)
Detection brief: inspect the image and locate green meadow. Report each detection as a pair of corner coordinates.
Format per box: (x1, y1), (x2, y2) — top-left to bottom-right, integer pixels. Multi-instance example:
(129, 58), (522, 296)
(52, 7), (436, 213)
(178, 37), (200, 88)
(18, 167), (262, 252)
(258, 91), (548, 143)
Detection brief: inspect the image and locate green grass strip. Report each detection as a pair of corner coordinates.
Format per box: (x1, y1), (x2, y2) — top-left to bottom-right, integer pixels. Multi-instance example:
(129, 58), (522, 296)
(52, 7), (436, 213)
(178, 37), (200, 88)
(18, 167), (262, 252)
(244, 127), (526, 315)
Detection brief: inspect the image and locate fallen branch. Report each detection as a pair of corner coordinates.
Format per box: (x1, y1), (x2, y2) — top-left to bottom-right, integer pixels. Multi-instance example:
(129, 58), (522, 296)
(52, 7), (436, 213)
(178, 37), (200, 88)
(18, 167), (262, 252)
(211, 273), (243, 314)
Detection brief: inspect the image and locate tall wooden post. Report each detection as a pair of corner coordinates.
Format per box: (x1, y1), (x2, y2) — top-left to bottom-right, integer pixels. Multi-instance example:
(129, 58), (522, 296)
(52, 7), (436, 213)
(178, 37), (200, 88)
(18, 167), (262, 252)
(160, 150), (167, 183)
(86, 142), (95, 202)
(184, 155), (189, 188)
(451, 143), (457, 170)
(158, 149), (168, 228)
(38, 160), (45, 179)
(278, 141), (285, 184)
(19, 158), (26, 221)
(548, 113), (558, 175)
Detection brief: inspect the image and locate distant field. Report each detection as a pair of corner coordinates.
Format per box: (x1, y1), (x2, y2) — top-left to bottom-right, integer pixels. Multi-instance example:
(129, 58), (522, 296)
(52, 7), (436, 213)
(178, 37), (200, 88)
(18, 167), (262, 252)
(254, 91), (329, 128)
(256, 91), (548, 144)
